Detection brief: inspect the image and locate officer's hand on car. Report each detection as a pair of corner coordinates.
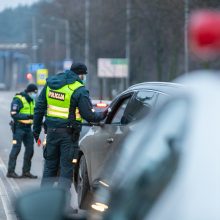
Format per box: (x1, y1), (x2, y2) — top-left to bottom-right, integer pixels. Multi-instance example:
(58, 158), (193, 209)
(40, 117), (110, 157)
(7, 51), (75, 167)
(103, 107), (111, 118)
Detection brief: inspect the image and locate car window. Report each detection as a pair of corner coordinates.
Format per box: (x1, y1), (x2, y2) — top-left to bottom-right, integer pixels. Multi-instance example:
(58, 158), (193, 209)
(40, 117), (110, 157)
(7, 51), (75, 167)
(111, 97), (131, 124)
(136, 91), (155, 104)
(122, 91), (157, 124)
(156, 93), (170, 107)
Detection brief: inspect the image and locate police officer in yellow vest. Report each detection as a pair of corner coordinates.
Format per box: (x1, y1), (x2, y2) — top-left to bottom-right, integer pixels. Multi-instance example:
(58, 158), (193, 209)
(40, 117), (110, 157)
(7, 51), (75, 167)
(33, 62), (108, 190)
(7, 84), (38, 178)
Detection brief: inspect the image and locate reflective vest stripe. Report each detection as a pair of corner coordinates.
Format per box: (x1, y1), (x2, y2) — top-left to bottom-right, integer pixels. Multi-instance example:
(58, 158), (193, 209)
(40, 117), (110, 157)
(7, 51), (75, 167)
(15, 95), (35, 124)
(47, 110), (69, 118)
(47, 104), (69, 113)
(46, 81), (84, 121)
(17, 119), (33, 124)
(47, 106), (82, 120)
(76, 113), (81, 119)
(75, 108), (82, 121)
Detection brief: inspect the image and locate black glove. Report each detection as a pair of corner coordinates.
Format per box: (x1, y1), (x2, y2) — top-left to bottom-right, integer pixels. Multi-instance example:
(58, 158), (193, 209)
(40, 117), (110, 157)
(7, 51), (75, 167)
(103, 107), (111, 118)
(33, 132), (39, 143)
(28, 115), (34, 119)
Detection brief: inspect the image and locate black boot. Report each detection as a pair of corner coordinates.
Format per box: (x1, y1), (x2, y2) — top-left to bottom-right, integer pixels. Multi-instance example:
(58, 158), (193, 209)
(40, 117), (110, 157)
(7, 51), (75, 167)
(6, 171), (21, 178)
(21, 172), (38, 179)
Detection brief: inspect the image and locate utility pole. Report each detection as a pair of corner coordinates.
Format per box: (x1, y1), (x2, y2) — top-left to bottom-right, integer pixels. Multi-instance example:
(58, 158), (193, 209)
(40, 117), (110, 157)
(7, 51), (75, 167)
(85, 0), (90, 89)
(65, 19), (71, 60)
(41, 24), (60, 72)
(50, 17), (71, 60)
(184, 0), (189, 74)
(32, 16), (37, 62)
(55, 29), (60, 73)
(126, 0), (131, 88)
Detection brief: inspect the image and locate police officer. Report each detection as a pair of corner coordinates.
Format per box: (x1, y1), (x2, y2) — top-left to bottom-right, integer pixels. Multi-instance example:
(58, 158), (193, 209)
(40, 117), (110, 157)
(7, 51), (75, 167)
(33, 62), (108, 190)
(7, 84), (38, 178)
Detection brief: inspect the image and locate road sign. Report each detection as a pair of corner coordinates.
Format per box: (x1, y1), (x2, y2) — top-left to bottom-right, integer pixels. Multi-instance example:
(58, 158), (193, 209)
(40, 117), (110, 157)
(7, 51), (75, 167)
(29, 63), (45, 72)
(36, 69), (48, 85)
(98, 58), (128, 78)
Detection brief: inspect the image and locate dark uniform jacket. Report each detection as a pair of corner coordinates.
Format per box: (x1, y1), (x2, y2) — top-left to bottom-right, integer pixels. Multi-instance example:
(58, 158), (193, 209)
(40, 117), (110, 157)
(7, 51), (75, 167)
(33, 70), (105, 135)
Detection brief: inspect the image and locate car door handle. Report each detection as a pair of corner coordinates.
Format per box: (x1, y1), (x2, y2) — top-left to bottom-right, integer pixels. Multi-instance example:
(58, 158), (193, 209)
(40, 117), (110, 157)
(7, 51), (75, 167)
(107, 138), (114, 143)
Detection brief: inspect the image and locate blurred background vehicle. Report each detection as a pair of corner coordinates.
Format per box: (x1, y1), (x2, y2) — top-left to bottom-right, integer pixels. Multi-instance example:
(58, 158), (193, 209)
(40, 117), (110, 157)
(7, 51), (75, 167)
(92, 100), (110, 111)
(74, 82), (183, 209)
(90, 72), (220, 220)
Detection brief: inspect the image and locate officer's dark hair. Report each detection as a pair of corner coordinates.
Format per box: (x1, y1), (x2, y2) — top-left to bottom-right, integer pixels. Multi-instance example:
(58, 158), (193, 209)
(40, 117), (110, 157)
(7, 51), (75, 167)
(70, 62), (88, 75)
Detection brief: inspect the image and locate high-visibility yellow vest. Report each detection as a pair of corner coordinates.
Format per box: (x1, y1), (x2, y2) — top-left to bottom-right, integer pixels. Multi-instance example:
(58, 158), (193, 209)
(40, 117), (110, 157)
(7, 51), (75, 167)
(15, 94), (35, 124)
(46, 81), (83, 122)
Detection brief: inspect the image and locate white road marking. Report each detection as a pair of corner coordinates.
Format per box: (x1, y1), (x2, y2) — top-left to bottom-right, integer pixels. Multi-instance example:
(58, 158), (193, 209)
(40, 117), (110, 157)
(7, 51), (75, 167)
(0, 157), (21, 195)
(0, 179), (17, 220)
(0, 156), (20, 220)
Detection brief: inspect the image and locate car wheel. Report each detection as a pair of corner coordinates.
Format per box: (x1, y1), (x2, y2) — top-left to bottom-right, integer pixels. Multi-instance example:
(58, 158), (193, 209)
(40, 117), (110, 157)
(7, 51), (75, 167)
(77, 155), (90, 209)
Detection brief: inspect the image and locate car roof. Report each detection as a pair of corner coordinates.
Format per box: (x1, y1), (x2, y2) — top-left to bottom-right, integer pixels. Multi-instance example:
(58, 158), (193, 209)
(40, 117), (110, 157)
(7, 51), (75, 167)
(124, 81), (184, 95)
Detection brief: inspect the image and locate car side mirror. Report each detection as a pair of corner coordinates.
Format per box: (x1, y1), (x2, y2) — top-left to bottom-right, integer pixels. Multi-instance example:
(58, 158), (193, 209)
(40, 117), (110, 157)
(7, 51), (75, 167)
(14, 187), (85, 220)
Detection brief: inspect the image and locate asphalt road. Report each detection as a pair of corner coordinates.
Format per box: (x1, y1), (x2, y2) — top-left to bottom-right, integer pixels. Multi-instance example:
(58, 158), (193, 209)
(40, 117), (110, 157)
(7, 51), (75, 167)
(0, 91), (85, 220)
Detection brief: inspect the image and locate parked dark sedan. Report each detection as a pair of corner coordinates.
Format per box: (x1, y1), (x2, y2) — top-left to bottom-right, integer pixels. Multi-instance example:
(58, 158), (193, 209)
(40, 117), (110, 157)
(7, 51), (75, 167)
(74, 82), (183, 209)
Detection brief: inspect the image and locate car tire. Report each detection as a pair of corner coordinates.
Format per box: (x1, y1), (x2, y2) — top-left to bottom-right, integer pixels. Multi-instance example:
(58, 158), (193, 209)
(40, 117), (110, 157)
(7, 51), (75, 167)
(77, 155), (90, 209)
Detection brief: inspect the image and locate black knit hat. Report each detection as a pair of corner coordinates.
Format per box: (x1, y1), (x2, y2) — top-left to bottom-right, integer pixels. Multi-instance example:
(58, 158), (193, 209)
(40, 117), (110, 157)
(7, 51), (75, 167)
(25, 84), (38, 93)
(70, 62), (88, 75)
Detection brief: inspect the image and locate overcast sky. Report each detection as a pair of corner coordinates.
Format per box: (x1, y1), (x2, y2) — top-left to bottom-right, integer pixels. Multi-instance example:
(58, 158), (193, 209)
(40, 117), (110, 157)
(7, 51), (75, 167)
(0, 0), (39, 12)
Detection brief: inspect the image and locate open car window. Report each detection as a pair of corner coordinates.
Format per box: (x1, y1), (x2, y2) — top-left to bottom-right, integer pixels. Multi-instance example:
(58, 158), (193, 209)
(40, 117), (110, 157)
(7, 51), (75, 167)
(110, 97), (131, 124)
(121, 91), (157, 124)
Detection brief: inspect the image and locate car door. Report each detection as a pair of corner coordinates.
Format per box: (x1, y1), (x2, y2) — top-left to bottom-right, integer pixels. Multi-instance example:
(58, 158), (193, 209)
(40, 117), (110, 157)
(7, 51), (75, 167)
(99, 90), (159, 183)
(99, 90), (177, 185)
(82, 90), (158, 185)
(108, 90), (158, 149)
(81, 92), (134, 184)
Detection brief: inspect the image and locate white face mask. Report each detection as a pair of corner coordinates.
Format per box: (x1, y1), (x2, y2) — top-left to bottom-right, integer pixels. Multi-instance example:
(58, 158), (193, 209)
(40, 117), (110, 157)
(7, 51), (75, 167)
(29, 92), (37, 100)
(79, 75), (87, 85)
